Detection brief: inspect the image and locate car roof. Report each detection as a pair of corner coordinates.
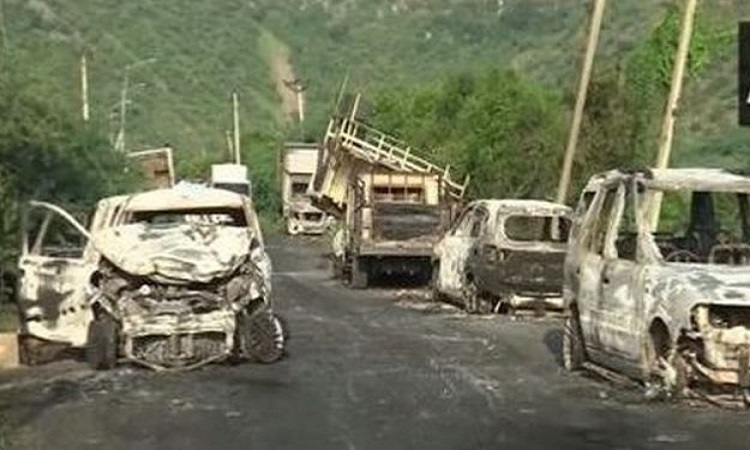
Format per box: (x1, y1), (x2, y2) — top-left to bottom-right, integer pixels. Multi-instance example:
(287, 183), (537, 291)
(470, 199), (571, 215)
(115, 183), (248, 212)
(584, 168), (750, 193)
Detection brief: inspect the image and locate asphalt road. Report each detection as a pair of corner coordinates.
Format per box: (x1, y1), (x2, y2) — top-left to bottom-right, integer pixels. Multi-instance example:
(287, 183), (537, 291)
(0, 236), (749, 449)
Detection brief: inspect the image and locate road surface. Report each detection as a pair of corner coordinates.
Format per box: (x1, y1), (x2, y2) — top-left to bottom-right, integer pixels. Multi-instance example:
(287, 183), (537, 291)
(0, 236), (748, 449)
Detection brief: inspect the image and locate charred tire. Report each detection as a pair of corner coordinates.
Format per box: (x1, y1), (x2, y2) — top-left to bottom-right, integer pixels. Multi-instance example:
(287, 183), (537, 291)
(430, 263), (446, 303)
(350, 256), (369, 289)
(241, 308), (287, 364)
(645, 323), (687, 399)
(463, 277), (483, 314)
(85, 312), (118, 370)
(330, 256), (342, 280)
(562, 307), (586, 371)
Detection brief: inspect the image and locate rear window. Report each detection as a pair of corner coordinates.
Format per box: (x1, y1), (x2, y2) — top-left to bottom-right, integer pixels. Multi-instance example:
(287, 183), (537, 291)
(503, 215), (571, 243)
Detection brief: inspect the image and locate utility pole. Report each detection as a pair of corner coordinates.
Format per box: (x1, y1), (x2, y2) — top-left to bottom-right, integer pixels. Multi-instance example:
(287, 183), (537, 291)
(113, 58), (156, 153)
(81, 54), (90, 122)
(232, 91), (241, 165)
(555, 0), (606, 204)
(115, 73), (129, 152)
(284, 78), (307, 139)
(225, 129), (234, 160)
(648, 0), (698, 228)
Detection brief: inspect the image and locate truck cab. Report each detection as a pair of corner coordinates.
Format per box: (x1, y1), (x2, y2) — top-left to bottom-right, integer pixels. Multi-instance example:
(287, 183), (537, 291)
(210, 164), (252, 197)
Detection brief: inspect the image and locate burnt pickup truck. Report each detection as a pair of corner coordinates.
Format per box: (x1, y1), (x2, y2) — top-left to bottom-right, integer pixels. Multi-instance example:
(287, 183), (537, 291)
(433, 199), (571, 313)
(564, 168), (750, 405)
(333, 171), (453, 288)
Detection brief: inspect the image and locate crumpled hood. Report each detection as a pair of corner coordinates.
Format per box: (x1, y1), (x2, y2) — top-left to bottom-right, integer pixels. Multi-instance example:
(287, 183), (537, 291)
(652, 264), (750, 306)
(94, 223), (251, 284)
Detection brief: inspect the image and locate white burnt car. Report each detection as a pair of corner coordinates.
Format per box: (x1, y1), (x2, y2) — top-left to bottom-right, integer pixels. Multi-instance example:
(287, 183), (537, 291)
(432, 199), (571, 313)
(564, 168), (750, 403)
(17, 184), (286, 370)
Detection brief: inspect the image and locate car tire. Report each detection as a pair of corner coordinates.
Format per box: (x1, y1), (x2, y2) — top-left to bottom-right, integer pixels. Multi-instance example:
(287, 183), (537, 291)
(562, 308), (586, 371)
(430, 262), (446, 302)
(86, 312), (118, 370)
(241, 308), (287, 364)
(330, 255), (343, 280)
(645, 331), (688, 400)
(350, 256), (368, 289)
(463, 277), (480, 314)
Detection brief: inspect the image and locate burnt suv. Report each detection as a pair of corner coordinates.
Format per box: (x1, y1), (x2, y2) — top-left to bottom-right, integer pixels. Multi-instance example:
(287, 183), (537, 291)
(17, 183), (287, 370)
(433, 200), (571, 313)
(563, 168), (750, 403)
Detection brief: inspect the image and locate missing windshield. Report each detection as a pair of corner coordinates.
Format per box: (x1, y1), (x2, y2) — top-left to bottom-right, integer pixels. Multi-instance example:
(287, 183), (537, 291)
(653, 190), (750, 265)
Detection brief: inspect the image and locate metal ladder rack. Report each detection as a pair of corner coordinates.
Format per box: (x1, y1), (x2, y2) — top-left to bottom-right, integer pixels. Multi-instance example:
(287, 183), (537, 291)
(322, 96), (470, 200)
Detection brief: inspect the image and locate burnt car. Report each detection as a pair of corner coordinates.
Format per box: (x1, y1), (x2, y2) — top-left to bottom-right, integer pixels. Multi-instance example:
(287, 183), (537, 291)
(432, 200), (571, 313)
(17, 183), (286, 370)
(563, 168), (750, 404)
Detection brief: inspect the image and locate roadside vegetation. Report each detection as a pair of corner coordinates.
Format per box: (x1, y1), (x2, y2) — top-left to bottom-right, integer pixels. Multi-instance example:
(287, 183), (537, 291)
(0, 0), (746, 322)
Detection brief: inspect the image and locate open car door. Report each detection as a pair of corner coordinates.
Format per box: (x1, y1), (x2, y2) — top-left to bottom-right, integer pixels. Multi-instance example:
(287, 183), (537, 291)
(17, 201), (95, 355)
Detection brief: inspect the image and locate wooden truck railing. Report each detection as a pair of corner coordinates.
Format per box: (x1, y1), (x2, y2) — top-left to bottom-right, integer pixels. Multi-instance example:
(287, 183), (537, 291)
(321, 95), (470, 201)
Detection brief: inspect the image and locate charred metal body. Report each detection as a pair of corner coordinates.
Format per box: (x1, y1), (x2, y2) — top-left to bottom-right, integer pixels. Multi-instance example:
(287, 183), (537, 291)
(433, 199), (571, 314)
(17, 184), (286, 370)
(564, 168), (750, 405)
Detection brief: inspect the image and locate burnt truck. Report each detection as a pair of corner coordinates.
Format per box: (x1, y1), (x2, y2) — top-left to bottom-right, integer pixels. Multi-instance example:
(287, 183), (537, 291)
(335, 171), (452, 288)
(17, 183), (286, 370)
(280, 142), (329, 235)
(310, 95), (468, 288)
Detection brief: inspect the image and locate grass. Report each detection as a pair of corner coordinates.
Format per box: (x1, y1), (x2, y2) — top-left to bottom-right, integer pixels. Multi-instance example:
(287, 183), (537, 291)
(0, 0), (745, 171)
(0, 303), (18, 333)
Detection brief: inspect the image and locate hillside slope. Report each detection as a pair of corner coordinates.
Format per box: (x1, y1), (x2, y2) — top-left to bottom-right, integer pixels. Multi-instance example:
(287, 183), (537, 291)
(1, 0), (746, 168)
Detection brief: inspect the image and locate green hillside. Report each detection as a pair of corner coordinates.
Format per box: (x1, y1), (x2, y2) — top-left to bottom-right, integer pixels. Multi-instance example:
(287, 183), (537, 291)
(2, 0), (746, 170)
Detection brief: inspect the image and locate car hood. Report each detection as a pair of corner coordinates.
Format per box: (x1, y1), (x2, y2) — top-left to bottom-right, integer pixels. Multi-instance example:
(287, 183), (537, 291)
(652, 264), (750, 306)
(94, 223), (251, 284)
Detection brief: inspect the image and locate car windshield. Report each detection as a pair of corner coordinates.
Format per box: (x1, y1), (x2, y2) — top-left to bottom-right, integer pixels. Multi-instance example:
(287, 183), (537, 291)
(128, 207), (247, 227)
(503, 215), (571, 243)
(650, 189), (750, 265)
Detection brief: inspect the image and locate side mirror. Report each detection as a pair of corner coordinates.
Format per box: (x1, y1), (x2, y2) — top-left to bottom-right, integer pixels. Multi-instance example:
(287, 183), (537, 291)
(250, 237), (261, 251)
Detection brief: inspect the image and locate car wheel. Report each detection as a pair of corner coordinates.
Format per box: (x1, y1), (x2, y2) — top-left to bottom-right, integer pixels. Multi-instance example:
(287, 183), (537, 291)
(86, 311), (118, 370)
(562, 307), (586, 371)
(430, 263), (446, 302)
(644, 330), (688, 400)
(330, 255), (343, 280)
(241, 308), (287, 364)
(350, 257), (369, 289)
(463, 277), (480, 314)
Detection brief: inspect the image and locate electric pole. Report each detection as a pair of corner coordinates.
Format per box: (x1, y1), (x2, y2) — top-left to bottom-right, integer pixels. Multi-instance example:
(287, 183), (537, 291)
(284, 78), (307, 139)
(113, 58), (156, 152)
(555, 0), (606, 204)
(81, 54), (90, 122)
(648, 0), (698, 228)
(115, 74), (129, 152)
(232, 91), (241, 165)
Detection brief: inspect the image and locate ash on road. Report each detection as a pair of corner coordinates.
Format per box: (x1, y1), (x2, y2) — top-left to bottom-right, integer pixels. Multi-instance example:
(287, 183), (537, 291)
(0, 237), (748, 450)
